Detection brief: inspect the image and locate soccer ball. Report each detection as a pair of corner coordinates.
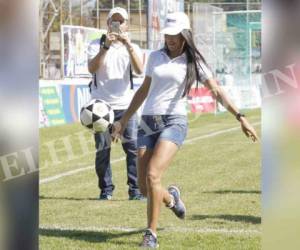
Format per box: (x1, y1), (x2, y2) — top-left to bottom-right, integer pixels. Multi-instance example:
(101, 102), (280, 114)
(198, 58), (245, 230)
(80, 99), (114, 133)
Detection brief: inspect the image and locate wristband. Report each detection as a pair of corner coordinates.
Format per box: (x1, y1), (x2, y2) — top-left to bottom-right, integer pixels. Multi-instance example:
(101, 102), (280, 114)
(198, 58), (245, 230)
(236, 113), (245, 121)
(101, 44), (110, 50)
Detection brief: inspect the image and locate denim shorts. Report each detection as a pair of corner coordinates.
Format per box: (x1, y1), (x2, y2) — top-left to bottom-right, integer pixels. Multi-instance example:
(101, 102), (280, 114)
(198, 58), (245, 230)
(137, 115), (188, 149)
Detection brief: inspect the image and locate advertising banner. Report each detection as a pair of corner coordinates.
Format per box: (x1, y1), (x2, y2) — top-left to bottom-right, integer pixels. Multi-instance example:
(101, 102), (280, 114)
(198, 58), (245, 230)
(62, 25), (106, 78)
(187, 87), (216, 113)
(61, 84), (91, 123)
(39, 96), (49, 128)
(217, 85), (262, 112)
(39, 86), (66, 126)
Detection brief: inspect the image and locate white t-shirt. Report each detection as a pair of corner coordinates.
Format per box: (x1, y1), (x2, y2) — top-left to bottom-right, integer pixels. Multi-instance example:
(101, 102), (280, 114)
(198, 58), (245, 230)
(142, 49), (213, 116)
(88, 41), (143, 110)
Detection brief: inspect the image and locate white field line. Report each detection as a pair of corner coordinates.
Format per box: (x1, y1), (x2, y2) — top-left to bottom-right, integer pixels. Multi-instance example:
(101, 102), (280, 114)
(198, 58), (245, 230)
(184, 121), (260, 144)
(39, 157), (125, 184)
(40, 122), (260, 185)
(39, 225), (261, 235)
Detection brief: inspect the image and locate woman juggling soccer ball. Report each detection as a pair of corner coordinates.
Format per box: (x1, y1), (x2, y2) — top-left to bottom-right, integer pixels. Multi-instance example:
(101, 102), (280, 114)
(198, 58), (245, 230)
(112, 12), (259, 248)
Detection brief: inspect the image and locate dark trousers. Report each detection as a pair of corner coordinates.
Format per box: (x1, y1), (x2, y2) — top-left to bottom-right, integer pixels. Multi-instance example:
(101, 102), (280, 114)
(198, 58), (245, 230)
(94, 110), (140, 196)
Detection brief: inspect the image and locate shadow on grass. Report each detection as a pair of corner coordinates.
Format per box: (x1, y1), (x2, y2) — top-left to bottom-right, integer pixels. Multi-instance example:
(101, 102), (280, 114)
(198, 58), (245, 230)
(39, 227), (143, 246)
(203, 190), (261, 194)
(39, 195), (129, 202)
(190, 214), (261, 224)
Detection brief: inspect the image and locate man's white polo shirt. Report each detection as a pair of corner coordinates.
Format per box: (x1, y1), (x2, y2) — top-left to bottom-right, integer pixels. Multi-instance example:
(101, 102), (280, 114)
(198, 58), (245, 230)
(142, 49), (213, 116)
(89, 41), (142, 110)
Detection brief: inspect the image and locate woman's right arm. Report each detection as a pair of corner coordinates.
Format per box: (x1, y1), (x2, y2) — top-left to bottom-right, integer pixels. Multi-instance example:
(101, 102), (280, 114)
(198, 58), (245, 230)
(112, 76), (151, 137)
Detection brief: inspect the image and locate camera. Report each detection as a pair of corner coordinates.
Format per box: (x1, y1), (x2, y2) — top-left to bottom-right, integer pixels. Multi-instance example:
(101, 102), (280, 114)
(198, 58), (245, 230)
(110, 21), (120, 34)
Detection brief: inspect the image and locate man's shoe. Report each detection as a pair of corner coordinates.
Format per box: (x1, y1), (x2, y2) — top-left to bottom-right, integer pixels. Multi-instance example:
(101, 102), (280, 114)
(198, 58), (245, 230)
(129, 194), (147, 201)
(140, 229), (159, 248)
(99, 194), (112, 200)
(167, 186), (186, 219)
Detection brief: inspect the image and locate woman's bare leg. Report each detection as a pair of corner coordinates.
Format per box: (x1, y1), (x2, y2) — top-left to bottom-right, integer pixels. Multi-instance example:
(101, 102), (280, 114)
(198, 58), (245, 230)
(137, 147), (153, 226)
(137, 148), (153, 196)
(146, 140), (179, 234)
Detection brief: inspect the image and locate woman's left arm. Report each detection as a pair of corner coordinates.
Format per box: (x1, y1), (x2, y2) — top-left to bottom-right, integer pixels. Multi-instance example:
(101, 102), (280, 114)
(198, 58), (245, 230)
(204, 78), (259, 142)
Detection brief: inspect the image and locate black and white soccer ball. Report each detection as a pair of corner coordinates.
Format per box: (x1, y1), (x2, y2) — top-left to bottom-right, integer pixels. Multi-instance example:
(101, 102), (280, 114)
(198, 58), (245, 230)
(80, 99), (114, 133)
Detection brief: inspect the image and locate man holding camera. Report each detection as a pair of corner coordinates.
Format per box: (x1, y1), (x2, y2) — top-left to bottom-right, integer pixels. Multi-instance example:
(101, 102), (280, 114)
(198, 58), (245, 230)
(88, 7), (144, 200)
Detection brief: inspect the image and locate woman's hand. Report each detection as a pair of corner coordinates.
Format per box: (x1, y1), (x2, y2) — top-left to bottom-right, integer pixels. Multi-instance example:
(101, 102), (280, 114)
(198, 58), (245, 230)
(111, 120), (125, 143)
(240, 117), (259, 142)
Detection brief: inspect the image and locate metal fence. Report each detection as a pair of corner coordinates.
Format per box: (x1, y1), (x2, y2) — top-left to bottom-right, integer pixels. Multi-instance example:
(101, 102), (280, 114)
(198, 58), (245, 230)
(40, 0), (147, 79)
(193, 2), (261, 86)
(192, 2), (262, 109)
(40, 1), (261, 81)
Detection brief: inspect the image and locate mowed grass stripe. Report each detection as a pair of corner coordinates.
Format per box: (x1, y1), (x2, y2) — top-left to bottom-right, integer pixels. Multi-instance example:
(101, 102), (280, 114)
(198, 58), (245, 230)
(39, 110), (260, 179)
(40, 121), (260, 184)
(40, 225), (261, 235)
(40, 109), (260, 250)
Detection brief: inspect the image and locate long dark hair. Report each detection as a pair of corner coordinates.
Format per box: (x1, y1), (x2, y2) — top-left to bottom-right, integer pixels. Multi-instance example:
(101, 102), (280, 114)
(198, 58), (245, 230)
(180, 29), (209, 97)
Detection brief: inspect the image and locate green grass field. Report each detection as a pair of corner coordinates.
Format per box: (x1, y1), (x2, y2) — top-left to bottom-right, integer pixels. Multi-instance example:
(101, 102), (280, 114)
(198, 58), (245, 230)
(39, 109), (261, 249)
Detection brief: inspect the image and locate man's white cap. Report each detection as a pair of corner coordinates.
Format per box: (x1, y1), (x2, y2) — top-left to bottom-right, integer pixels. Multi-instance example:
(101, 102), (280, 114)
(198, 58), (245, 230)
(107, 7), (128, 20)
(161, 12), (191, 35)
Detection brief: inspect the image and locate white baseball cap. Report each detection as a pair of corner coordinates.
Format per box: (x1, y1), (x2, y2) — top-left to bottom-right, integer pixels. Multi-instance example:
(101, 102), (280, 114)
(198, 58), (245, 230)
(107, 7), (128, 20)
(161, 12), (191, 35)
